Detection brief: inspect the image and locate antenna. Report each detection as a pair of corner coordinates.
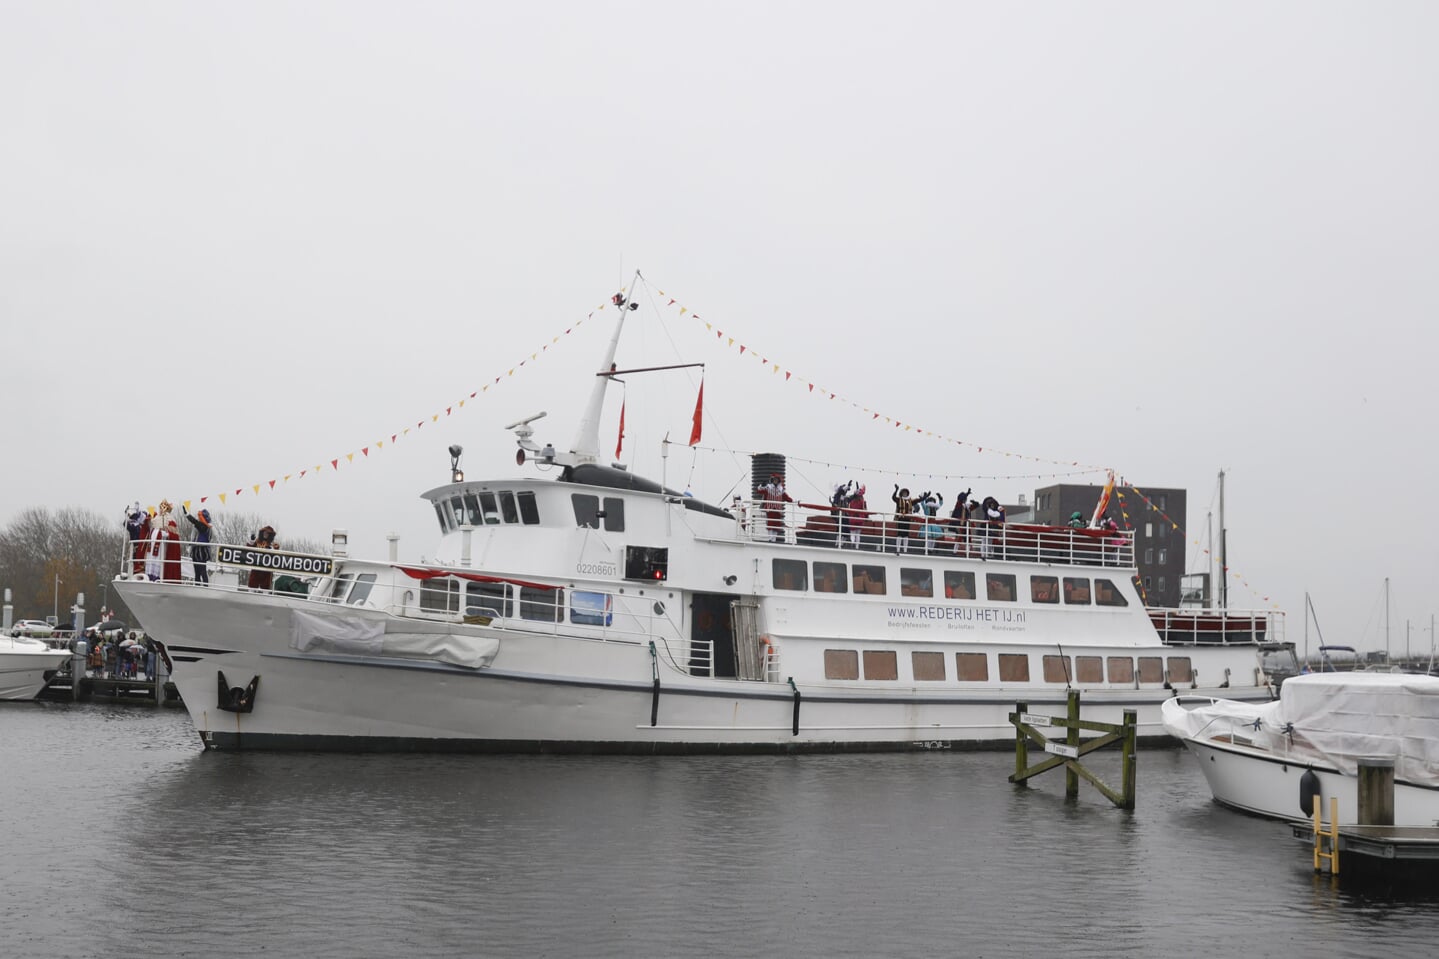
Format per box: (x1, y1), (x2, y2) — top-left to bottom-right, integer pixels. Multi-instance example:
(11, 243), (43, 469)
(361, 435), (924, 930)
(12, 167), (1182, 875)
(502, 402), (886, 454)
(503, 411), (547, 431)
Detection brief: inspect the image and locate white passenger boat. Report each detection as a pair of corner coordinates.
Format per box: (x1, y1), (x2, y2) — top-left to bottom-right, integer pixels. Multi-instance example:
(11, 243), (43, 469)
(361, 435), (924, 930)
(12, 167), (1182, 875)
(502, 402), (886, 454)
(1162, 671), (1439, 825)
(114, 293), (1285, 752)
(0, 634), (69, 701)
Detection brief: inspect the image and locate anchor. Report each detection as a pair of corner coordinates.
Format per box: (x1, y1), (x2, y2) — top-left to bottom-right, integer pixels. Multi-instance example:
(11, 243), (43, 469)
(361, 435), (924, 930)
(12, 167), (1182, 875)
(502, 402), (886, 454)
(216, 670), (260, 713)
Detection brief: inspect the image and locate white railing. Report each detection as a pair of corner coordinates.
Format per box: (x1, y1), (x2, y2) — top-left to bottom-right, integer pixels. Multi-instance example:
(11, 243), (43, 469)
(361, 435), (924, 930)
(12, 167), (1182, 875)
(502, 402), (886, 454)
(733, 499), (1134, 568)
(1149, 608), (1286, 647)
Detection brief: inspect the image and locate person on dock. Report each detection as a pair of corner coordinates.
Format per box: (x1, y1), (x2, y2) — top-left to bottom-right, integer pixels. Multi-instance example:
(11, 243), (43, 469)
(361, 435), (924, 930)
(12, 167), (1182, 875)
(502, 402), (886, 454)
(183, 505), (214, 585)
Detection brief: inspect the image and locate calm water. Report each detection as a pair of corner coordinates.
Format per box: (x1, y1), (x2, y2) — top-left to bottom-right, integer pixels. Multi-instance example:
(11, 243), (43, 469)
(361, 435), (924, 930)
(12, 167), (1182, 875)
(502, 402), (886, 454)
(4, 703), (1438, 959)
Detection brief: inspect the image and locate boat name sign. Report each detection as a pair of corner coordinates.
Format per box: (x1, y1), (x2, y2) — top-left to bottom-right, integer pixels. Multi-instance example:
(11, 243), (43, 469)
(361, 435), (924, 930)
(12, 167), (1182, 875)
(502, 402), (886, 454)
(216, 545), (335, 577)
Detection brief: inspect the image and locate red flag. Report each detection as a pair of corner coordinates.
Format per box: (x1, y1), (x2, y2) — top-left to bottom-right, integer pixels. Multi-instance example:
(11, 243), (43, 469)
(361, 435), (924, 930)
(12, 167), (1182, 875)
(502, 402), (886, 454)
(689, 378), (704, 445)
(615, 399), (626, 459)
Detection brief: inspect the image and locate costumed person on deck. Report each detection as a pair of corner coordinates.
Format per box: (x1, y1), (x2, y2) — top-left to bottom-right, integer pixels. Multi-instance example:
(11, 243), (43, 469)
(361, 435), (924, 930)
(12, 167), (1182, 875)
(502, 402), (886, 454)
(846, 484), (869, 548)
(980, 495), (1005, 559)
(1067, 510), (1087, 529)
(183, 505), (214, 585)
(915, 491), (944, 553)
(831, 480), (856, 548)
(892, 485), (917, 554)
(147, 500), (182, 582)
(757, 474), (791, 543)
(949, 488), (972, 555)
(247, 525), (278, 590)
(124, 503), (150, 576)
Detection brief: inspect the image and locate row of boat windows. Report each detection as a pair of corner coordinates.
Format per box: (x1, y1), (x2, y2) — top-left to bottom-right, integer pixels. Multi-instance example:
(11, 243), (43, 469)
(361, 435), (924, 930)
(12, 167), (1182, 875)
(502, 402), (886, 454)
(773, 559), (1129, 607)
(823, 649), (1193, 684)
(416, 577), (621, 627)
(434, 492), (629, 534)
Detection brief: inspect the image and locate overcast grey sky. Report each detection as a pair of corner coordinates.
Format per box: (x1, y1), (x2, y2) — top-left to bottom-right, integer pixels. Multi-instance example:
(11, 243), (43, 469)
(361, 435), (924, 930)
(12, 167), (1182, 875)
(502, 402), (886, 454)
(2, 2), (1435, 654)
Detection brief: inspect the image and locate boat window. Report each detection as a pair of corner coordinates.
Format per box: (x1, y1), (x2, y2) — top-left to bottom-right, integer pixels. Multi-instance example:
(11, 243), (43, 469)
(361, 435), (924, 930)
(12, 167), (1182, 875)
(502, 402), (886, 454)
(772, 559), (807, 591)
(1076, 656), (1103, 683)
(824, 649), (859, 680)
(1030, 576), (1059, 604)
(1063, 577), (1091, 605)
(863, 650), (898, 680)
(519, 586), (563, 622)
(956, 652), (989, 681)
(518, 491), (541, 526)
(499, 491), (520, 524)
(944, 570), (975, 600)
(466, 581), (511, 618)
(1138, 657), (1164, 683)
(852, 564), (885, 595)
(1042, 655), (1071, 683)
(1168, 657), (1193, 683)
(1107, 656), (1134, 684)
(813, 561), (847, 594)
(451, 495), (467, 528)
(986, 573), (1017, 602)
(330, 573), (354, 603)
(348, 574), (378, 606)
(479, 491), (500, 525)
(625, 546), (668, 582)
(602, 496), (624, 532)
(420, 577), (461, 614)
(1094, 578), (1128, 607)
(433, 502), (449, 533)
(462, 493), (484, 527)
(912, 651), (946, 681)
(570, 591), (613, 627)
(572, 494), (600, 529)
(900, 568), (933, 598)
(998, 653), (1029, 682)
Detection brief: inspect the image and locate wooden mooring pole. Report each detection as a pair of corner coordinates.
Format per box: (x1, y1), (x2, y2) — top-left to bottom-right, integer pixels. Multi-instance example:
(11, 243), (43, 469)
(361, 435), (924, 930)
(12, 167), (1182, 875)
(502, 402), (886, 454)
(1009, 689), (1137, 810)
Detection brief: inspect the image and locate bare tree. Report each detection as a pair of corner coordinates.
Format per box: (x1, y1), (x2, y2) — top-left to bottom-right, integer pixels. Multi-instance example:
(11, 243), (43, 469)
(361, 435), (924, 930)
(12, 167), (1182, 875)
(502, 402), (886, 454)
(0, 507), (126, 624)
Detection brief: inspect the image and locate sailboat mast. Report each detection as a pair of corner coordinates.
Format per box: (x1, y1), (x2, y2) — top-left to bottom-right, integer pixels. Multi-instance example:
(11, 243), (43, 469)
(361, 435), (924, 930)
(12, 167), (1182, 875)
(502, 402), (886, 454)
(569, 273), (641, 463)
(1218, 469), (1227, 610)
(1385, 576), (1390, 662)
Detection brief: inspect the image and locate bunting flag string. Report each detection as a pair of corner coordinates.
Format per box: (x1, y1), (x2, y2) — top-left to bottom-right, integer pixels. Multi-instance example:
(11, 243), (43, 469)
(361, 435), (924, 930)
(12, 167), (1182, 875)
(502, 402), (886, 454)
(1123, 483), (1277, 609)
(154, 302), (611, 516)
(686, 445), (1108, 484)
(645, 278), (1111, 474)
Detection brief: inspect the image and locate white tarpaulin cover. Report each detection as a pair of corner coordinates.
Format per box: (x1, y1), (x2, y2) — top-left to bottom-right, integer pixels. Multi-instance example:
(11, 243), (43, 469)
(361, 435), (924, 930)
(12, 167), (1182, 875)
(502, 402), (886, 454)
(289, 610), (499, 669)
(1162, 671), (1439, 786)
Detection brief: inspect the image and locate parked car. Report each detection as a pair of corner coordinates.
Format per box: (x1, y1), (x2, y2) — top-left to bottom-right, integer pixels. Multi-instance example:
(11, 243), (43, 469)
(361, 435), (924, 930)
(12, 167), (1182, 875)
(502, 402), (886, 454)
(11, 620), (54, 638)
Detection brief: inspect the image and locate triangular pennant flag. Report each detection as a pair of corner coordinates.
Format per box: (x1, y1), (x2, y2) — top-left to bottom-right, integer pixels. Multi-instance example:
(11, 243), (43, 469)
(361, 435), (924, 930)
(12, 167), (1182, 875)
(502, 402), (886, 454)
(268, 480), (276, 489)
(331, 459), (339, 470)
(252, 484), (261, 495)
(219, 493), (227, 504)
(346, 453), (354, 463)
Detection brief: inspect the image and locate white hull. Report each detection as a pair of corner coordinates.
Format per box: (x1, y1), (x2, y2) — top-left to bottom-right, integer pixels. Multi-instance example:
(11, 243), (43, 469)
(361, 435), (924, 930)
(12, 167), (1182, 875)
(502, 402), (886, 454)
(120, 578), (1273, 752)
(0, 639), (69, 701)
(1180, 736), (1439, 827)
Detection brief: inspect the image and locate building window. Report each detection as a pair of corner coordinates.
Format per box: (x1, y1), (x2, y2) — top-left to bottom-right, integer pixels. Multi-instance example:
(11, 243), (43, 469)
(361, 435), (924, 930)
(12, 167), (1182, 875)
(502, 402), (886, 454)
(1144, 548), (1153, 565)
(1145, 522), (1153, 538)
(1143, 577), (1152, 590)
(956, 652), (988, 681)
(814, 561), (847, 594)
(824, 649), (859, 680)
(1158, 523), (1167, 539)
(1158, 576), (1166, 593)
(1159, 495), (1167, 511)
(863, 650), (898, 680)
(1158, 548), (1167, 565)
(912, 651), (946, 681)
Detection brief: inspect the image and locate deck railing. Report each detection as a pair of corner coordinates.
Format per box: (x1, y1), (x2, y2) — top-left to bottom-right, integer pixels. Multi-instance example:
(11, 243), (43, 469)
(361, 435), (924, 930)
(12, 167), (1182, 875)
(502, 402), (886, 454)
(734, 499), (1135, 568)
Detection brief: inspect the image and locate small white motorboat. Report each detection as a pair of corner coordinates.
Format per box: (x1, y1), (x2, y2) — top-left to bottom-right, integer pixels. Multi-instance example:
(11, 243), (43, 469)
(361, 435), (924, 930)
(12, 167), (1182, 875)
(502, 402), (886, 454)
(0, 634), (70, 700)
(1163, 671), (1439, 826)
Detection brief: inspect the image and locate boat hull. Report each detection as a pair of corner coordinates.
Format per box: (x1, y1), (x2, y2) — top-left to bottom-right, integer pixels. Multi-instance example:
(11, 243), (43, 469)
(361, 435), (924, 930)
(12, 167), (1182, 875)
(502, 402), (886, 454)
(119, 578), (1273, 753)
(0, 642), (70, 701)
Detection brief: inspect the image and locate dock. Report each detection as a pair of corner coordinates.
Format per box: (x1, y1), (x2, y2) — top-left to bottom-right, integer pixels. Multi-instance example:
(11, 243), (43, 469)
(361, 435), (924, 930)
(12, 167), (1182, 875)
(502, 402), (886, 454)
(37, 663), (183, 707)
(1290, 822), (1439, 877)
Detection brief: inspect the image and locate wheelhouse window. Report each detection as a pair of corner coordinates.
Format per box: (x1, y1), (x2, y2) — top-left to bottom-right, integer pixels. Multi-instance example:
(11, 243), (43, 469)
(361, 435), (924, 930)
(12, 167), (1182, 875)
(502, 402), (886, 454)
(944, 570), (975, 600)
(462, 493), (484, 526)
(573, 494), (600, 529)
(986, 573), (1017, 602)
(519, 586), (563, 622)
(600, 497), (623, 531)
(499, 491), (520, 524)
(451, 495), (467, 528)
(772, 558), (807, 591)
(466, 581), (511, 618)
(420, 577), (460, 615)
(1030, 576), (1059, 604)
(518, 491), (541, 525)
(852, 564), (885, 595)
(1063, 577), (1091, 605)
(433, 502), (450, 533)
(813, 561), (847, 594)
(570, 590), (613, 626)
(900, 568), (933, 598)
(1094, 578), (1129, 607)
(479, 491), (500, 524)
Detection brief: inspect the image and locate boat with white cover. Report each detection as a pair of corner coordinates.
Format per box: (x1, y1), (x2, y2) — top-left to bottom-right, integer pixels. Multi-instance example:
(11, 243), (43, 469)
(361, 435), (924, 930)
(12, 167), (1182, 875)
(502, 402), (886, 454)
(114, 289), (1286, 752)
(0, 634), (70, 701)
(1162, 671), (1439, 825)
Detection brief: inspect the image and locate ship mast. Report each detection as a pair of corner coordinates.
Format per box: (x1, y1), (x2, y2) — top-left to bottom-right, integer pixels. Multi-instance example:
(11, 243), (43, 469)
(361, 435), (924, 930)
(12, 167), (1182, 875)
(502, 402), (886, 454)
(569, 273), (641, 463)
(1218, 469), (1227, 610)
